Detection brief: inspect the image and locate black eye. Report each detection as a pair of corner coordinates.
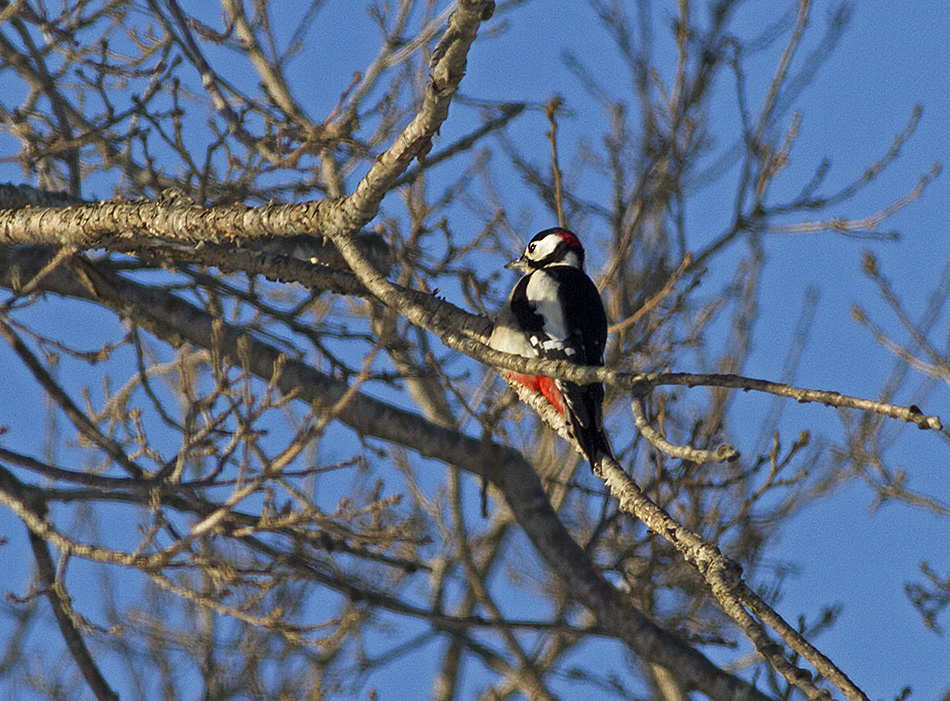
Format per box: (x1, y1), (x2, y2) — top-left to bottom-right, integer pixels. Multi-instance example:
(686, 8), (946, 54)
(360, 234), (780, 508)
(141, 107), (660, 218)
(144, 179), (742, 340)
(527, 242), (537, 254)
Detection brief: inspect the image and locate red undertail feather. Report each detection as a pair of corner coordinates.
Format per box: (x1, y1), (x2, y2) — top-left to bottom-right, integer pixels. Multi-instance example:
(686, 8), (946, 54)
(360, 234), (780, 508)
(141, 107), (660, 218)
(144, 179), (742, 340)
(505, 372), (565, 414)
(536, 377), (565, 414)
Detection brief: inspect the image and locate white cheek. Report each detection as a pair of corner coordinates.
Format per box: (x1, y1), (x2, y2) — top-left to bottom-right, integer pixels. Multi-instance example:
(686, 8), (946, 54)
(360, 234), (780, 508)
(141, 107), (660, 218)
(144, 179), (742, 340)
(526, 272), (567, 339)
(528, 235), (560, 263)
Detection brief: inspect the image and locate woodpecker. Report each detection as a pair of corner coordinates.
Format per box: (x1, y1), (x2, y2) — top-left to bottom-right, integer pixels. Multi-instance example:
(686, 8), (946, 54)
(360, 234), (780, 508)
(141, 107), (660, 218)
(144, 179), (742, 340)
(489, 227), (613, 470)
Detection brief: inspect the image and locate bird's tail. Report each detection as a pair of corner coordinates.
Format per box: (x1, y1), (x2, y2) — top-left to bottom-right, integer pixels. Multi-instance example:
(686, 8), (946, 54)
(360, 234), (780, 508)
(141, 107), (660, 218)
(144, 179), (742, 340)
(584, 427), (614, 473)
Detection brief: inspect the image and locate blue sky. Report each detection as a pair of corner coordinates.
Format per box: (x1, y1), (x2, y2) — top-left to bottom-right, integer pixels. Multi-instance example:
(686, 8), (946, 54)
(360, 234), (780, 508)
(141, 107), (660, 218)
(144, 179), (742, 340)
(456, 3), (950, 692)
(2, 1), (950, 698)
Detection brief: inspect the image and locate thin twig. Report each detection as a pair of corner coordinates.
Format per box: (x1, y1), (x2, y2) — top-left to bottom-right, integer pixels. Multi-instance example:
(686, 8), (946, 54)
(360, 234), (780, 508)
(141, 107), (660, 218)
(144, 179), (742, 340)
(0, 316), (145, 478)
(545, 96), (566, 228)
(609, 252), (694, 334)
(631, 398), (738, 463)
(27, 519), (119, 701)
(0, 245), (79, 309)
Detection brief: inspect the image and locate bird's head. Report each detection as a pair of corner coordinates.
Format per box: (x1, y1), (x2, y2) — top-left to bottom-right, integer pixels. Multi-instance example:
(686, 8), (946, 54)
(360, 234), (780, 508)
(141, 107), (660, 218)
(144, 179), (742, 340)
(505, 227), (585, 272)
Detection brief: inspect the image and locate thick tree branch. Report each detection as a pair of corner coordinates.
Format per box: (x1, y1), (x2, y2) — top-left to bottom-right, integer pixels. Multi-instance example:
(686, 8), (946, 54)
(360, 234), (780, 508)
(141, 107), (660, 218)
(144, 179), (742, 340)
(0, 248), (771, 701)
(0, 185), (940, 434)
(502, 337), (866, 699)
(595, 453), (866, 701)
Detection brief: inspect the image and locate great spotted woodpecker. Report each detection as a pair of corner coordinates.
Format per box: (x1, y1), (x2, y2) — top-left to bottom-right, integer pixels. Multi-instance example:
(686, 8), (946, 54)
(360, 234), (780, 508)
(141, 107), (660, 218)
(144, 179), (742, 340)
(489, 227), (613, 470)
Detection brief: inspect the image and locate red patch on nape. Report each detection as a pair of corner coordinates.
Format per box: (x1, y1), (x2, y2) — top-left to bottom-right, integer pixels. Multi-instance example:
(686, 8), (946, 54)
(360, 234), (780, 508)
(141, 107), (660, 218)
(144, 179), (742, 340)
(554, 230), (582, 249)
(505, 372), (565, 415)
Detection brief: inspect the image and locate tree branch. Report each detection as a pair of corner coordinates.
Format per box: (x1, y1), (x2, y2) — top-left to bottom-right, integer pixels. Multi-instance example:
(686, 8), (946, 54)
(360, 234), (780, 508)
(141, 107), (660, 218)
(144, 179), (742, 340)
(0, 247), (771, 701)
(2, 468), (118, 700)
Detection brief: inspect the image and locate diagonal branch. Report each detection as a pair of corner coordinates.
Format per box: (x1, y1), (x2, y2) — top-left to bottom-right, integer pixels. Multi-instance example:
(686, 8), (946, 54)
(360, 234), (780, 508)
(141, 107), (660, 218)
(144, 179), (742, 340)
(27, 525), (119, 700)
(595, 453), (865, 701)
(507, 372), (865, 699)
(0, 317), (145, 478)
(0, 248), (771, 701)
(0, 0), (496, 246)
(0, 468), (118, 700)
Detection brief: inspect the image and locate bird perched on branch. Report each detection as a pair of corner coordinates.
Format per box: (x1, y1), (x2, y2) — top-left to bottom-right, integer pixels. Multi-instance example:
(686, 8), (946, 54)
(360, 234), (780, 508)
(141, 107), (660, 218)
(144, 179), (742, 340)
(490, 227), (613, 470)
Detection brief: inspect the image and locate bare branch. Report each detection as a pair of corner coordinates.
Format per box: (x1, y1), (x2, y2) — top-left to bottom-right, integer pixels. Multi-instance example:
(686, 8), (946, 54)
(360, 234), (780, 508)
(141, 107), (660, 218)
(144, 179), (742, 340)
(26, 511), (120, 701)
(0, 248), (770, 701)
(632, 398), (738, 463)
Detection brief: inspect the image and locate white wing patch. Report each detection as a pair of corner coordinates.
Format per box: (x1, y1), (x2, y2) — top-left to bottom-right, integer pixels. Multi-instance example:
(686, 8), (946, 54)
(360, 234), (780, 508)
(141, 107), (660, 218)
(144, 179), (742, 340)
(529, 335), (576, 356)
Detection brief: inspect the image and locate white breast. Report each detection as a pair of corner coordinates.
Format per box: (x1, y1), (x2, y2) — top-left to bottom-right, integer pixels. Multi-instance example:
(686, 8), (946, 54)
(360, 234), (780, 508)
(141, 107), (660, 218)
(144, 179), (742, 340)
(525, 270), (567, 340)
(489, 304), (538, 357)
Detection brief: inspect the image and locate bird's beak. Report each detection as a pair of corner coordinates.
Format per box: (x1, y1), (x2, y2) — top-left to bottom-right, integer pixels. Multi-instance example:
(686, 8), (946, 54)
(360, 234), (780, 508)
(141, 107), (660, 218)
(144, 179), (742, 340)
(505, 255), (529, 271)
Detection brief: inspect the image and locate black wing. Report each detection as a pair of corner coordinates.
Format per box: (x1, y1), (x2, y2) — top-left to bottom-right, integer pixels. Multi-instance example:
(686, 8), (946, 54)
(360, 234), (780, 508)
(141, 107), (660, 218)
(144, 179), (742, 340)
(552, 267), (611, 465)
(508, 266), (607, 365)
(545, 266), (607, 367)
(510, 267), (611, 466)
